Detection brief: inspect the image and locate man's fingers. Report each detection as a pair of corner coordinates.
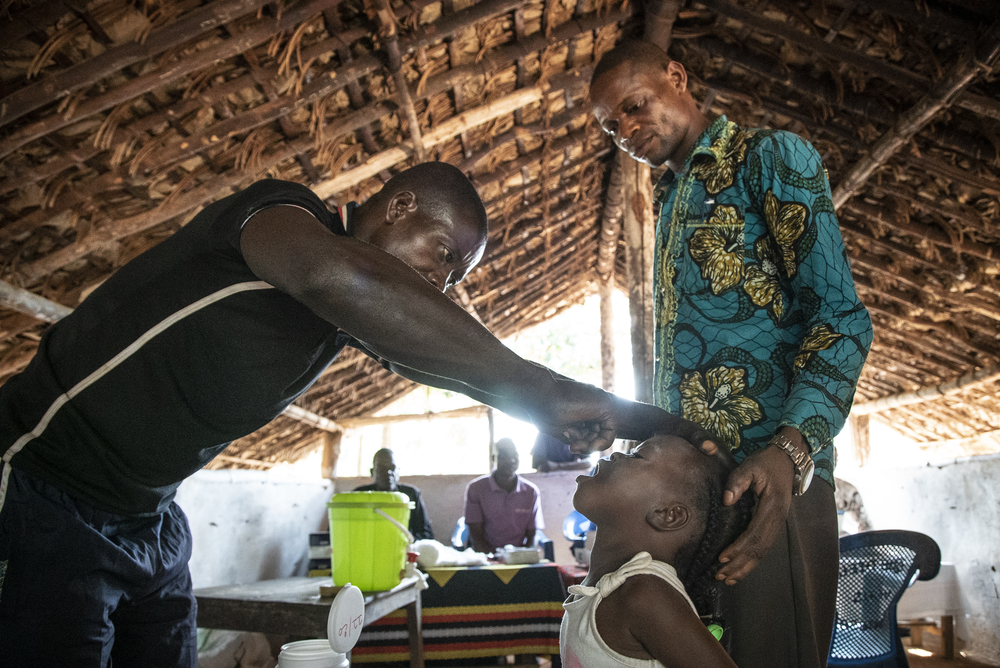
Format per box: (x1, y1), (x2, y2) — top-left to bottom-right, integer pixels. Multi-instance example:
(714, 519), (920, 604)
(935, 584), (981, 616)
(715, 511), (778, 584)
(722, 467), (754, 506)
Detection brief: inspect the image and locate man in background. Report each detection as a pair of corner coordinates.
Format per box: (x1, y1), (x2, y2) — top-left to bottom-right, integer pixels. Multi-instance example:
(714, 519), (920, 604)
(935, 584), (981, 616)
(464, 438), (543, 553)
(354, 448), (433, 540)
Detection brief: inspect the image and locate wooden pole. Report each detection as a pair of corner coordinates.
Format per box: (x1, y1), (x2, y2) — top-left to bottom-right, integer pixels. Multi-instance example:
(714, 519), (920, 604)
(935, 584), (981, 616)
(599, 275), (615, 393)
(622, 156), (655, 404)
(849, 414), (870, 467)
(0, 279), (73, 323)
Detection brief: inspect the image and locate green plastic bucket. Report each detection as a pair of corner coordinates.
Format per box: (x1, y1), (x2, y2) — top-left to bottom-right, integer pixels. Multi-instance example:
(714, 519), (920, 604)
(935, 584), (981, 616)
(327, 491), (413, 591)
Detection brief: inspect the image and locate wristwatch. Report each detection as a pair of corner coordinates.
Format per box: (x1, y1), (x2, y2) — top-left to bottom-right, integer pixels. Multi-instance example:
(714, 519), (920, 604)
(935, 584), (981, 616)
(770, 434), (814, 496)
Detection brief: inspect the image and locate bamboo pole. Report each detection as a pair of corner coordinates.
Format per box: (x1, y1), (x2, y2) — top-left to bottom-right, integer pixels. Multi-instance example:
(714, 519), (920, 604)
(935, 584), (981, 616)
(0, 0), (274, 129)
(832, 20), (1000, 209)
(852, 365), (1000, 416)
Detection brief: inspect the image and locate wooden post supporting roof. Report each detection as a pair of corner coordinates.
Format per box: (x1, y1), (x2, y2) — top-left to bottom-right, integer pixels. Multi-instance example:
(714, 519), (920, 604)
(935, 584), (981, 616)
(622, 156), (655, 404)
(606, 0), (680, 404)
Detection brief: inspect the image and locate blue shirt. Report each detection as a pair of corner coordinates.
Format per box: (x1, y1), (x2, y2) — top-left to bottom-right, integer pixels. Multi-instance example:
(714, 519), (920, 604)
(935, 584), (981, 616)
(653, 117), (873, 486)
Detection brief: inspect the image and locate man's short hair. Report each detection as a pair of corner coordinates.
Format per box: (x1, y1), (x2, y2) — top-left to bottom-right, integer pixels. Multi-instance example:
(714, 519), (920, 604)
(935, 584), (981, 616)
(591, 39), (672, 86)
(371, 162), (488, 238)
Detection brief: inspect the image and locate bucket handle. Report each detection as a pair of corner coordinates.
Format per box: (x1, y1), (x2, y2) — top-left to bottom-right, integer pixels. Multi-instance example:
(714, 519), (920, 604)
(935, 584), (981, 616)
(374, 508), (414, 544)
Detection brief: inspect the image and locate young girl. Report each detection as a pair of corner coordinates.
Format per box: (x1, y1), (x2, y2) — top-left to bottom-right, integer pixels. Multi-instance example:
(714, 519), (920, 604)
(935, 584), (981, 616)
(560, 435), (753, 668)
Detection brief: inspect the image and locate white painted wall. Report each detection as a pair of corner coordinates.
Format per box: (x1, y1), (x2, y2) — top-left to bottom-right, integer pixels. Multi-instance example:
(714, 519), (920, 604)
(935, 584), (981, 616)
(176, 469), (333, 589)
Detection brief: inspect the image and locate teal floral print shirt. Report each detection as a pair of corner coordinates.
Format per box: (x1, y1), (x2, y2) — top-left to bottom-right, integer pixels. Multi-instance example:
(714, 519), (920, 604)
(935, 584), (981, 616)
(653, 116), (873, 486)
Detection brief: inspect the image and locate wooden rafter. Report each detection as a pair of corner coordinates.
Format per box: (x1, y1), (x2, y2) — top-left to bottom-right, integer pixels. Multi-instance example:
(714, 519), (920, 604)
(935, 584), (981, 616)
(832, 21), (1000, 208)
(0, 0), (274, 129)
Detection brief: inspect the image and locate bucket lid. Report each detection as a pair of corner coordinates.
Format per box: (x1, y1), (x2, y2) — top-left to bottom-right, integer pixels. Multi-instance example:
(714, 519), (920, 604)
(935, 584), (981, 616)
(328, 491), (410, 508)
(327, 583), (365, 654)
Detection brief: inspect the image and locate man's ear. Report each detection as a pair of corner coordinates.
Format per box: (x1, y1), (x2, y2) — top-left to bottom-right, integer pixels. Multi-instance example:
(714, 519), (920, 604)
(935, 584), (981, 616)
(387, 191), (418, 224)
(646, 503), (690, 532)
(665, 60), (688, 93)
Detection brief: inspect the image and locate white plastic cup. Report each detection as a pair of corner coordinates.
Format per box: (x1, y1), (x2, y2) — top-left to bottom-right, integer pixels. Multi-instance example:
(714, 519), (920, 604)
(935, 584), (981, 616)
(277, 639), (349, 668)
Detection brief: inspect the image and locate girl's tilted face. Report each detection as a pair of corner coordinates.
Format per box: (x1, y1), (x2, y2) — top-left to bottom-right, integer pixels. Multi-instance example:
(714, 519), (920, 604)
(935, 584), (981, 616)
(573, 435), (699, 524)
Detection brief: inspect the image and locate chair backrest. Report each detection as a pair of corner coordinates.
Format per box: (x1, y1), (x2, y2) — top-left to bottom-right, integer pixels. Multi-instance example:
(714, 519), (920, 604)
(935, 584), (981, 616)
(562, 509), (595, 542)
(451, 515), (470, 550)
(828, 530), (941, 667)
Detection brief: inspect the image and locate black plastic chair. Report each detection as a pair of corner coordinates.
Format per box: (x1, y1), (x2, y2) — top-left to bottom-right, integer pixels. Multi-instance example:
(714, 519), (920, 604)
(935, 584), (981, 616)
(828, 530), (941, 668)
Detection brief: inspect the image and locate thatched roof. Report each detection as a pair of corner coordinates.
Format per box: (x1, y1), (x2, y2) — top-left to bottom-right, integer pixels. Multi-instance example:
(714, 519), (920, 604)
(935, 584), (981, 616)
(2, 0), (999, 467)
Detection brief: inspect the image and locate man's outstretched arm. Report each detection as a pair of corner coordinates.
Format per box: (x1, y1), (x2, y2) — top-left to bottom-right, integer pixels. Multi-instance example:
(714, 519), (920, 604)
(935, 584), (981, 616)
(240, 205), (617, 451)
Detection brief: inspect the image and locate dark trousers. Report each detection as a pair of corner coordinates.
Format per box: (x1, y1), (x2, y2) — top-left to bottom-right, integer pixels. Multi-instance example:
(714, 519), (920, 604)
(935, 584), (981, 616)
(0, 465), (197, 668)
(719, 478), (839, 668)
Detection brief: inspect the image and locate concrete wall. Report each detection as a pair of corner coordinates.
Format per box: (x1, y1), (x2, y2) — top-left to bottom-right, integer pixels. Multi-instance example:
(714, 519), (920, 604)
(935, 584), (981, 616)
(842, 453), (1000, 666)
(175, 468), (583, 591)
(175, 469), (333, 589)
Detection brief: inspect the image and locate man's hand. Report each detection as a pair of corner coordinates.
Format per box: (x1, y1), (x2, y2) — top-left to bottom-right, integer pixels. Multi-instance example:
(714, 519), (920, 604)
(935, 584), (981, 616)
(527, 375), (619, 455)
(715, 427), (803, 584)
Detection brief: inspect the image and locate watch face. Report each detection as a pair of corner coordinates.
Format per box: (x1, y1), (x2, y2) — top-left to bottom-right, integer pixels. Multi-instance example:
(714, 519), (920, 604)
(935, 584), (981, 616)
(798, 460), (815, 495)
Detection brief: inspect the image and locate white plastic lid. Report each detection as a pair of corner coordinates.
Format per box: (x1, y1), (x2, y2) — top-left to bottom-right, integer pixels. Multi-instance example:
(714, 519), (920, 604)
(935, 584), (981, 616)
(327, 583), (365, 654)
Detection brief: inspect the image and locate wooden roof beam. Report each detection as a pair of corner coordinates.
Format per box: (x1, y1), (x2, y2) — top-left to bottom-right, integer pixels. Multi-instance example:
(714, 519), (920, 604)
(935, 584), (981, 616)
(697, 0), (1000, 122)
(853, 365), (1000, 415)
(0, 279), (73, 323)
(0, 0), (344, 160)
(0, 0), (274, 129)
(870, 324), (977, 370)
(376, 0), (426, 164)
(841, 201), (1000, 264)
(832, 20), (1000, 208)
(862, 299), (1000, 363)
(695, 37), (997, 164)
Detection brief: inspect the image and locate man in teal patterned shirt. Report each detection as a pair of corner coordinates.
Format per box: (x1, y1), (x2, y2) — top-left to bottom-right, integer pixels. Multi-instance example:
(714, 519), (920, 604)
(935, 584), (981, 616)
(590, 40), (872, 668)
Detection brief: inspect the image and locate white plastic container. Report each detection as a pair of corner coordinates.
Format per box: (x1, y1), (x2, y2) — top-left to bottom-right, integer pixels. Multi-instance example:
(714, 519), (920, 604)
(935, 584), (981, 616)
(278, 639), (348, 668)
(277, 583), (365, 668)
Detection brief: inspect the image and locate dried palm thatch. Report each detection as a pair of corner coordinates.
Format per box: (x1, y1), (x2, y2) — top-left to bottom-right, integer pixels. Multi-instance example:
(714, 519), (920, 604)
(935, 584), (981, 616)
(1, 0), (999, 467)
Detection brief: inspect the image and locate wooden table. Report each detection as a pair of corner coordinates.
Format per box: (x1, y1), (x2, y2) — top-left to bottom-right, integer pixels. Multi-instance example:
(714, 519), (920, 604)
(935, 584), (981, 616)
(195, 575), (424, 668)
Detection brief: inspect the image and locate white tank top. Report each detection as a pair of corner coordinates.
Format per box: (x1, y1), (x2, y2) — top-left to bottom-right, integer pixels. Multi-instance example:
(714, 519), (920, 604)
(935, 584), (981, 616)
(560, 551), (697, 667)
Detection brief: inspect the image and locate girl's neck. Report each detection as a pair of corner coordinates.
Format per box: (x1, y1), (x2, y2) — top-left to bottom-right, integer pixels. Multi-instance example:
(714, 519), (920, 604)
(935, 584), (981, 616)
(583, 530), (677, 586)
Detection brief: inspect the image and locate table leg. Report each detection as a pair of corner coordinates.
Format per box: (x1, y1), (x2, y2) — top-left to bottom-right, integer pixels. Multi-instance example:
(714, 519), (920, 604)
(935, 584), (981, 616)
(406, 597), (424, 668)
(942, 615), (954, 659)
(910, 625), (924, 648)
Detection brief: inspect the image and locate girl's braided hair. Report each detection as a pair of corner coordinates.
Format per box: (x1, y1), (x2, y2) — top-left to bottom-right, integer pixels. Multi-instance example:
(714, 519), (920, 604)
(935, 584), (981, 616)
(673, 452), (755, 618)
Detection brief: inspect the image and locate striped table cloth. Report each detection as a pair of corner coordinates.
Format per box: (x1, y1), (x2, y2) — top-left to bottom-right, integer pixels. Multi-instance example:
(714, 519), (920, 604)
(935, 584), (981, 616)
(352, 562), (568, 664)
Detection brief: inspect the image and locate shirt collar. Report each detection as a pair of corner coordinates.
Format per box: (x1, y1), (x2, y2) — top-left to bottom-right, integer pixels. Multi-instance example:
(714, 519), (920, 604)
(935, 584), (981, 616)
(488, 472), (523, 493)
(657, 115), (737, 189)
(336, 202), (358, 234)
